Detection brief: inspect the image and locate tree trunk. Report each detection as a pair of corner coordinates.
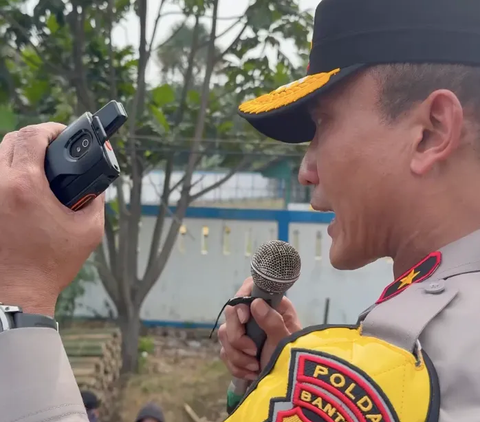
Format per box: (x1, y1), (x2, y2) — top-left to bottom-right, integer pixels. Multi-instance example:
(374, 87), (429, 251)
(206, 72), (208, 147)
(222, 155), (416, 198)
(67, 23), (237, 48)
(118, 309), (141, 373)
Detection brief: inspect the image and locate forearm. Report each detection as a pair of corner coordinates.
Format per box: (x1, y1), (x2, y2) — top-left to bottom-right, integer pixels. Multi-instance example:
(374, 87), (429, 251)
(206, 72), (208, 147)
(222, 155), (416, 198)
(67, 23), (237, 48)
(0, 328), (88, 422)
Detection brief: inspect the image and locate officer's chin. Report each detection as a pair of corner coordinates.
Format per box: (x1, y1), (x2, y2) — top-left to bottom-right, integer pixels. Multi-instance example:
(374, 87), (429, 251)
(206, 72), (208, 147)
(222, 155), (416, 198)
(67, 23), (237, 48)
(329, 238), (375, 271)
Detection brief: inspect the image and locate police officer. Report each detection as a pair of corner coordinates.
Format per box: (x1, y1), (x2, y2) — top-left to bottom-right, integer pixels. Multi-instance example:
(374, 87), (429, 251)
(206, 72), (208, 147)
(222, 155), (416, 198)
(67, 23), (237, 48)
(219, 0), (480, 421)
(0, 123), (105, 421)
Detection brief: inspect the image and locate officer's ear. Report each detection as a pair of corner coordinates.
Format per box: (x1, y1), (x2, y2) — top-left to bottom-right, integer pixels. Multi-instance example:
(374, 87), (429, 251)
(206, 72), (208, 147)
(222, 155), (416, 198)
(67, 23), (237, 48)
(410, 89), (463, 176)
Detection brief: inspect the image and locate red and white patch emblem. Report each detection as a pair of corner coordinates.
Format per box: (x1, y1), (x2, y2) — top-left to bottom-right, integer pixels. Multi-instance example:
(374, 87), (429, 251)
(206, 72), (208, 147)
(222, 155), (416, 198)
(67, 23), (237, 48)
(267, 349), (399, 422)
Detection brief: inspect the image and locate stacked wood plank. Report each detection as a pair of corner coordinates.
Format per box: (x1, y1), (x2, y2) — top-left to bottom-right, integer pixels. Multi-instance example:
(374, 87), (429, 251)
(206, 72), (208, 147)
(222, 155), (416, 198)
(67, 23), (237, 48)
(61, 327), (122, 421)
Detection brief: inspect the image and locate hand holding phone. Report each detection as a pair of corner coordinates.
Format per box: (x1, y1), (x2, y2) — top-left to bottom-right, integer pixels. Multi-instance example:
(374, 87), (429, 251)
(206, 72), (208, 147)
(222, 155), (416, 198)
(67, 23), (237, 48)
(44, 100), (128, 210)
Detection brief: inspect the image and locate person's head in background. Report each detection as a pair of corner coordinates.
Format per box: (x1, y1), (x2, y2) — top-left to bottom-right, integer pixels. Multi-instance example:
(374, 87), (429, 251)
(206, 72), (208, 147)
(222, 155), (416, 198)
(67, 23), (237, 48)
(81, 390), (101, 422)
(135, 402), (165, 422)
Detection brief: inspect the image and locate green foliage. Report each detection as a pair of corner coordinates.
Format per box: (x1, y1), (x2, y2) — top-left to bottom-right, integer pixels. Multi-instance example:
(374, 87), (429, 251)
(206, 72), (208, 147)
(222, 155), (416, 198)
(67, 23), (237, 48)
(0, 0), (311, 169)
(55, 264), (96, 324)
(138, 336), (155, 354)
(137, 335), (155, 372)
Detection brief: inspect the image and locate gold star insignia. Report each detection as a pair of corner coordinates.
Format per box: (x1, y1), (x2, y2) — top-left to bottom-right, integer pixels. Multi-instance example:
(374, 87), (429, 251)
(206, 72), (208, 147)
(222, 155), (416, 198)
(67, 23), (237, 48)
(397, 269), (420, 289)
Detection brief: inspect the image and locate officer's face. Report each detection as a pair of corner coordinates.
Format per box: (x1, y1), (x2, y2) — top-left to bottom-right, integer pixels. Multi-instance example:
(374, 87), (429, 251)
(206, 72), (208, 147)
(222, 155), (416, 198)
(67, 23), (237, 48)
(299, 71), (411, 270)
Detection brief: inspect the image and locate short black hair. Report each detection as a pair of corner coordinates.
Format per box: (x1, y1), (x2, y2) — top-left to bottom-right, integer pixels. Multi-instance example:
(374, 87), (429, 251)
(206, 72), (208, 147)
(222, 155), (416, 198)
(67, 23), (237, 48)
(369, 63), (480, 121)
(81, 390), (100, 410)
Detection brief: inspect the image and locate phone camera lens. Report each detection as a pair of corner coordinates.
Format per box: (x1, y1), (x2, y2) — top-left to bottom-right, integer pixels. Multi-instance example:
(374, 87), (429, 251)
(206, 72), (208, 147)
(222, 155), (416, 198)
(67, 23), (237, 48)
(70, 133), (92, 159)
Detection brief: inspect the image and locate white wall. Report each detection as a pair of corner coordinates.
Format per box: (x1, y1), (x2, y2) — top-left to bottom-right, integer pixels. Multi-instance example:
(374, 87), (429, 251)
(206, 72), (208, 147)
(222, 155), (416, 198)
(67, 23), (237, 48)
(105, 170), (276, 205)
(74, 215), (394, 327)
(287, 223), (392, 326)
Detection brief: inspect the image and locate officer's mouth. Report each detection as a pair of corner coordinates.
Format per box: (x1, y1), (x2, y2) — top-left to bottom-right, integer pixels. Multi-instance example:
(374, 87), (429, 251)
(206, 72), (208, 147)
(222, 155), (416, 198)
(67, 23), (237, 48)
(311, 204), (337, 235)
(310, 204), (333, 214)
(327, 217), (337, 236)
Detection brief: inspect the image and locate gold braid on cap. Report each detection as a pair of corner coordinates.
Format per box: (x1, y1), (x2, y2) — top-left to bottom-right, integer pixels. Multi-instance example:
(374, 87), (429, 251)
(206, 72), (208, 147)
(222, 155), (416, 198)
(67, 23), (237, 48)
(239, 68), (340, 115)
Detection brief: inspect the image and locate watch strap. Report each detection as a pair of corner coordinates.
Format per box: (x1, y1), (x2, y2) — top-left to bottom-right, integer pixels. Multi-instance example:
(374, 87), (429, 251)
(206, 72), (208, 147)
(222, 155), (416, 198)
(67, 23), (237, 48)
(13, 312), (58, 331)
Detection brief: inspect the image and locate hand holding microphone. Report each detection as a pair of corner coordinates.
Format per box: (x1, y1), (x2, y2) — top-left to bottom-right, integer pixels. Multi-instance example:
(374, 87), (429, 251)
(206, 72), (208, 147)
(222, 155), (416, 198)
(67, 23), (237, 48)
(218, 240), (303, 413)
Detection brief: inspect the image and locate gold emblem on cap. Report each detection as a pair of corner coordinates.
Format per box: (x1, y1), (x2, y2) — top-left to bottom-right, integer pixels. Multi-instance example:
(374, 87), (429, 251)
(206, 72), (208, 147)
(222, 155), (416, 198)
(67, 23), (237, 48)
(239, 68), (341, 115)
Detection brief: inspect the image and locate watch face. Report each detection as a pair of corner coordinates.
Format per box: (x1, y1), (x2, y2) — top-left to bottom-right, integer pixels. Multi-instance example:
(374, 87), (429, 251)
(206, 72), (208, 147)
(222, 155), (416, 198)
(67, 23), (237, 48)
(0, 305), (19, 331)
(0, 309), (9, 331)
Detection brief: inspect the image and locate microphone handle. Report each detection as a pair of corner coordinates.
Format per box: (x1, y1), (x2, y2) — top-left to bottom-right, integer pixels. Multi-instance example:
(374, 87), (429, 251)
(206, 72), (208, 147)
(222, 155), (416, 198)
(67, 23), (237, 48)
(226, 285), (283, 414)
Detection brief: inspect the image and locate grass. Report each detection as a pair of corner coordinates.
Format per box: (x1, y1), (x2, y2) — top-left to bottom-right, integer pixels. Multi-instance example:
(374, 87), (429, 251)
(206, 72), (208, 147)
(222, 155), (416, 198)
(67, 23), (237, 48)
(118, 339), (231, 422)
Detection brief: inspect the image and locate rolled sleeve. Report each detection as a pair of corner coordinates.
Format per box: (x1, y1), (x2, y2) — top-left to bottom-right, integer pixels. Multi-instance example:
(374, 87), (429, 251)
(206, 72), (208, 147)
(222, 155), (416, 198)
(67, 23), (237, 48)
(0, 328), (88, 422)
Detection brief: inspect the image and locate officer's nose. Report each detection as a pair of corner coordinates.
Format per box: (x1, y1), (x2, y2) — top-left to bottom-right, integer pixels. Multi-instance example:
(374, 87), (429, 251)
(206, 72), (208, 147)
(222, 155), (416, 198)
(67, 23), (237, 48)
(298, 145), (319, 186)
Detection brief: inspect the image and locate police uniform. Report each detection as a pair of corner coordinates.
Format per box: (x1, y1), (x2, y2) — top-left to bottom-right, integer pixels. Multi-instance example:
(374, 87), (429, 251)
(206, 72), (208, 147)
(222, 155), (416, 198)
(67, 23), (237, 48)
(0, 327), (88, 421)
(224, 231), (480, 422)
(225, 0), (480, 421)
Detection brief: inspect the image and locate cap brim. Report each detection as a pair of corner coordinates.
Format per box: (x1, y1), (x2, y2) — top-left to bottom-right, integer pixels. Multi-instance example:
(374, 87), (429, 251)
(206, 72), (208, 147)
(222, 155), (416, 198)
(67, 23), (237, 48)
(238, 64), (365, 143)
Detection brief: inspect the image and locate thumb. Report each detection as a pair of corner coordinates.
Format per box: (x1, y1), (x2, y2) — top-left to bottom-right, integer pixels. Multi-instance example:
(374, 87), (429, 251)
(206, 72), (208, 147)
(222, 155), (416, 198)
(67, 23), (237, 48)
(251, 299), (290, 344)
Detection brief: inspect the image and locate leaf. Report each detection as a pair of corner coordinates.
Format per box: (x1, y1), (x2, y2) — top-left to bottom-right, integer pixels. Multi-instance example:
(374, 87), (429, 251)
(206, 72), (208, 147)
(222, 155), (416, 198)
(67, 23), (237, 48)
(187, 89), (201, 104)
(23, 79), (50, 104)
(124, 58), (139, 68)
(0, 105), (17, 133)
(46, 13), (59, 33)
(151, 84), (175, 107)
(21, 48), (42, 70)
(108, 197), (120, 215)
(217, 120), (233, 134)
(150, 105), (170, 132)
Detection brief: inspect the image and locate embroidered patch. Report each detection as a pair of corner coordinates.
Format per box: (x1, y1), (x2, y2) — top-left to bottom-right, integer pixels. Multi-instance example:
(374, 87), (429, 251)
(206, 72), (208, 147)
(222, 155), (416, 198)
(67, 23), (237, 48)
(376, 251), (442, 304)
(266, 349), (399, 422)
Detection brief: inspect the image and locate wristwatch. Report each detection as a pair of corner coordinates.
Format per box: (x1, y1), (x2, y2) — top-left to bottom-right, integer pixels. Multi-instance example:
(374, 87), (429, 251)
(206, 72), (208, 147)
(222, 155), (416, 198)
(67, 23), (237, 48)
(0, 303), (58, 332)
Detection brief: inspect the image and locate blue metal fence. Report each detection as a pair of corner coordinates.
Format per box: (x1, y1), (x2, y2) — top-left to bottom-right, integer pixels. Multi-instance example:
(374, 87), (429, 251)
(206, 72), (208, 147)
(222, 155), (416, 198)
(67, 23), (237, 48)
(141, 206), (334, 243)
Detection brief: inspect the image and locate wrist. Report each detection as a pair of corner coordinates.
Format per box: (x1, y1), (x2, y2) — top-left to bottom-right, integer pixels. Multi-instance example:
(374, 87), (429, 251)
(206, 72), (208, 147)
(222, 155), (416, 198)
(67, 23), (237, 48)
(1, 289), (57, 317)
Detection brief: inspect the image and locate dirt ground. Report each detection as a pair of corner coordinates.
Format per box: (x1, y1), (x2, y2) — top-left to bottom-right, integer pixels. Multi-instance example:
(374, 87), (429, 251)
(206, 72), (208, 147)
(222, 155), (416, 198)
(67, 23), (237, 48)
(118, 327), (231, 422)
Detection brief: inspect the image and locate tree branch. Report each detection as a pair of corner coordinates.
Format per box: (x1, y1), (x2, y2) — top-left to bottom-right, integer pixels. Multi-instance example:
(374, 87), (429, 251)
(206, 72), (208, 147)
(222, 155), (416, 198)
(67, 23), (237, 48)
(198, 16), (246, 51)
(69, 2), (95, 111)
(145, 155), (173, 273)
(154, 19), (188, 52)
(172, 13), (201, 126)
(124, 0), (148, 296)
(147, 0), (166, 57)
(137, 0), (220, 303)
(216, 21), (249, 62)
(166, 152), (204, 194)
(104, 212), (118, 279)
(107, 0), (118, 99)
(188, 156), (250, 203)
(114, 178), (128, 216)
(194, 5), (252, 55)
(93, 244), (119, 305)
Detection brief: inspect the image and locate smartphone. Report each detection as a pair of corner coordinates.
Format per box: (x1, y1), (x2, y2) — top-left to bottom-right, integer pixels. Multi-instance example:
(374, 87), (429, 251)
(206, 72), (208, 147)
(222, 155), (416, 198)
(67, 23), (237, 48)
(45, 100), (128, 210)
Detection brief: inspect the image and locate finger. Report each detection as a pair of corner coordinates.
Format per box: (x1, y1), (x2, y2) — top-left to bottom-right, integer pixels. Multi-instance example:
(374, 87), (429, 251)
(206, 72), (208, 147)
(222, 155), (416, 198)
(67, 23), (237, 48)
(0, 131), (18, 167)
(74, 192), (106, 216)
(276, 296), (302, 331)
(220, 347), (258, 381)
(251, 299), (290, 344)
(236, 277), (254, 296)
(224, 307), (258, 356)
(232, 277), (253, 324)
(69, 193), (105, 248)
(12, 123), (66, 169)
(219, 335), (260, 373)
(276, 296), (295, 316)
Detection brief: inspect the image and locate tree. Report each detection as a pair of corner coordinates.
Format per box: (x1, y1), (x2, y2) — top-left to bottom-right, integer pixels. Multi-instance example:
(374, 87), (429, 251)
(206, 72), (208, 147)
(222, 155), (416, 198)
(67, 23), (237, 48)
(0, 0), (312, 372)
(156, 21), (223, 83)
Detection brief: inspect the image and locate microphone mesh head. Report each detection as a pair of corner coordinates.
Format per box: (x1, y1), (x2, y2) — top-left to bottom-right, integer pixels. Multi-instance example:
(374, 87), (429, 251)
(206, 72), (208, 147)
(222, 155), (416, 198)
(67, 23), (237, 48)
(250, 240), (301, 294)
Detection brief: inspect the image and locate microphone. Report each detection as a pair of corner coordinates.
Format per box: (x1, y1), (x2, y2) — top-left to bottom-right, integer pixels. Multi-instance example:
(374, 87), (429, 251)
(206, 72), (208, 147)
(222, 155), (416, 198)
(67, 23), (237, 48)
(226, 240), (301, 414)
